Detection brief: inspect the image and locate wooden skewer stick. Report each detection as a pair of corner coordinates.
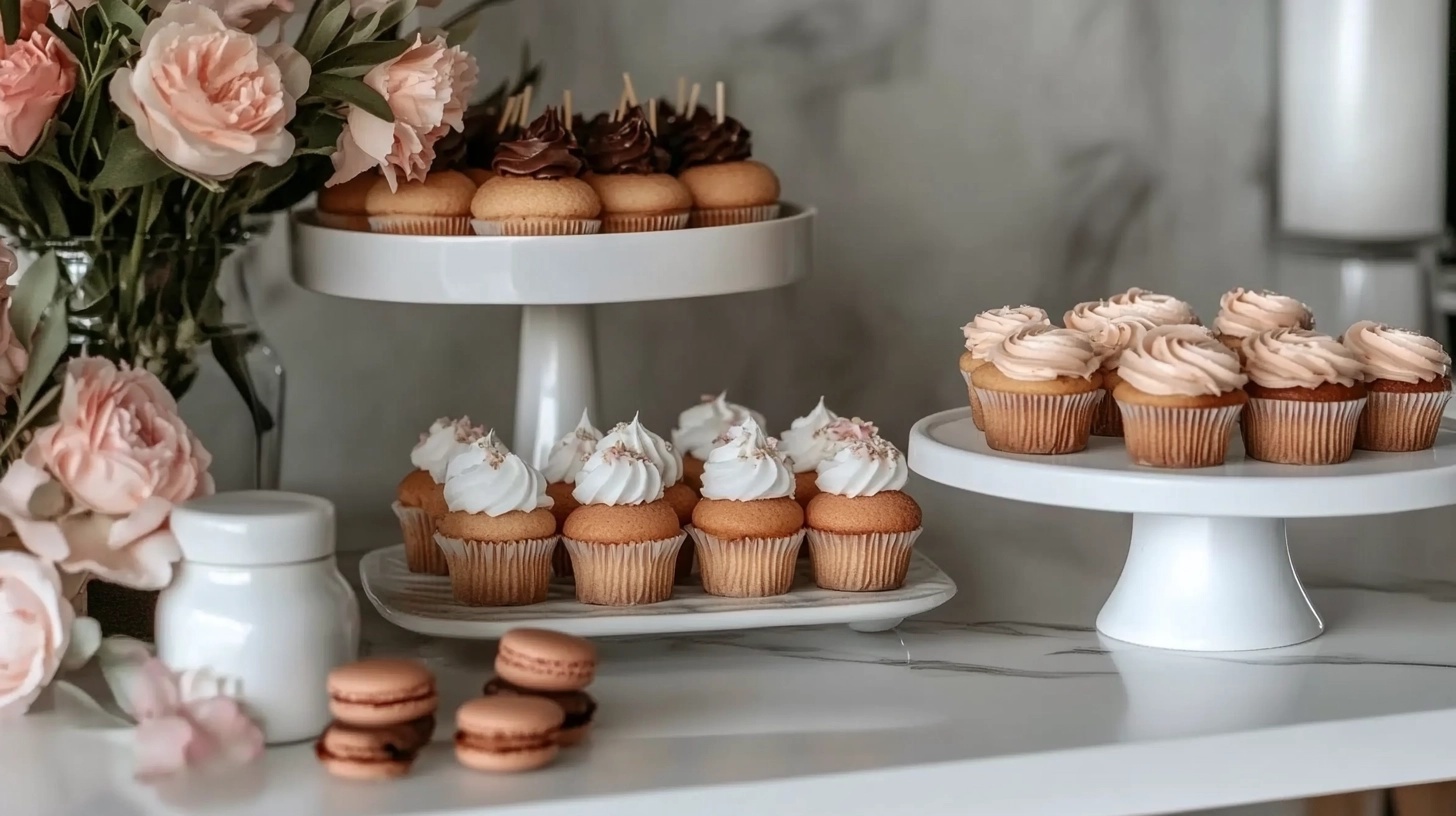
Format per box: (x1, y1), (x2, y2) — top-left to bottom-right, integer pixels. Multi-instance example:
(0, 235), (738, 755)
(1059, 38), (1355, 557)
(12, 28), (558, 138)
(518, 85), (533, 127)
(686, 82), (701, 116)
(676, 76), (687, 115)
(563, 90), (573, 132)
(615, 86), (629, 121)
(715, 81), (725, 125)
(622, 72), (639, 108)
(648, 98), (657, 134)
(496, 95), (518, 134)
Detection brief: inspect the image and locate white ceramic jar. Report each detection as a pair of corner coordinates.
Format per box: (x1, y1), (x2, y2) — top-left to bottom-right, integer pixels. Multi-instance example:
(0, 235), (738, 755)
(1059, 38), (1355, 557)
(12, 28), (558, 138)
(156, 491), (360, 744)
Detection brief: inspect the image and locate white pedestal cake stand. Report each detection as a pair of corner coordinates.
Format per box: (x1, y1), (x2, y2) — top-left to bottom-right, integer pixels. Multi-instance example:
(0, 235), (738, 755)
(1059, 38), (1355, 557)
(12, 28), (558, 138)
(907, 407), (1456, 652)
(291, 205), (814, 466)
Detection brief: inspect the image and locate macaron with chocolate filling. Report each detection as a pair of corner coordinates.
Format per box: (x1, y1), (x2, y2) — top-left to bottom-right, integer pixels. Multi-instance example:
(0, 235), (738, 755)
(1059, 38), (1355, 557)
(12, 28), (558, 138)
(495, 627), (598, 691)
(327, 659), (438, 727)
(315, 715), (435, 780)
(483, 677), (597, 746)
(454, 696), (565, 773)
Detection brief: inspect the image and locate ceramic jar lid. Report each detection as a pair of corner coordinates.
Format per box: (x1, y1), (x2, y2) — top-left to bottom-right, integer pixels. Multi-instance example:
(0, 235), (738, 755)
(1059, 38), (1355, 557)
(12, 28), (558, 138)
(171, 491), (336, 566)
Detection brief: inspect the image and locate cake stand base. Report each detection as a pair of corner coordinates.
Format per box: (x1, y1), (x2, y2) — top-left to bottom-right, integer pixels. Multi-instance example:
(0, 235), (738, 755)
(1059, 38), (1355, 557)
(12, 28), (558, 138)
(1096, 514), (1323, 652)
(514, 305), (596, 469)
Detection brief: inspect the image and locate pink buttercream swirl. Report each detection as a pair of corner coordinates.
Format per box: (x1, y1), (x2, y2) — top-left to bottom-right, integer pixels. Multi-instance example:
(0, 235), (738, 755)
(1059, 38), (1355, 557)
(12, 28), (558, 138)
(987, 325), (1101, 382)
(1079, 315), (1156, 369)
(1242, 328), (1365, 389)
(1117, 325), (1247, 397)
(1213, 288), (1314, 339)
(961, 306), (1050, 359)
(1104, 288), (1200, 326)
(1341, 320), (1450, 384)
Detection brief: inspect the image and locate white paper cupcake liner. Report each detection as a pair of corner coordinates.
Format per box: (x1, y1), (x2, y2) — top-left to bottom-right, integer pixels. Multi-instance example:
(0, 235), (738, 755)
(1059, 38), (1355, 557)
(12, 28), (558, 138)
(433, 534), (558, 606)
(1241, 397), (1367, 465)
(470, 218), (602, 236)
(561, 533), (686, 606)
(1357, 389), (1452, 452)
(688, 204), (781, 228)
(368, 215), (472, 235)
(1091, 388), (1124, 437)
(601, 211), (690, 233)
(315, 211), (371, 232)
(974, 388), (1103, 454)
(392, 501), (448, 575)
(963, 372), (986, 431)
(1116, 403), (1243, 468)
(685, 526), (805, 598)
(806, 528), (922, 592)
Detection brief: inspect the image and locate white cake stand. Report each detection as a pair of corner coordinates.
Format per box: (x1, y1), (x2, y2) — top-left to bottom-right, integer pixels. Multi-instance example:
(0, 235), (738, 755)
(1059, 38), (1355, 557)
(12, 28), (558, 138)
(291, 206), (814, 466)
(907, 407), (1456, 652)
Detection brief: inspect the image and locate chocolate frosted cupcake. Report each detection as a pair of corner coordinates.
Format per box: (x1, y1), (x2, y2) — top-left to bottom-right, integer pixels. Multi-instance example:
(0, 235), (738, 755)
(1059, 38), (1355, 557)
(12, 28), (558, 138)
(1113, 326), (1248, 468)
(1343, 320), (1452, 452)
(960, 307), (1051, 431)
(583, 106), (692, 232)
(1213, 289), (1314, 358)
(675, 114), (780, 227)
(1240, 329), (1367, 465)
(471, 107), (602, 236)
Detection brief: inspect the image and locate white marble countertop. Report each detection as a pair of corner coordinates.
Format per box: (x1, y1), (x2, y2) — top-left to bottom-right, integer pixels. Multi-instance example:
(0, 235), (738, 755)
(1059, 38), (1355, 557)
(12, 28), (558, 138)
(8, 559), (1456, 816)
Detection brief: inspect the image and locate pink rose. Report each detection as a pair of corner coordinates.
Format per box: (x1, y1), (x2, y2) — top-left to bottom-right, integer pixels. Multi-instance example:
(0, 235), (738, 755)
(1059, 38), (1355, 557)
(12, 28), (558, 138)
(0, 551), (73, 717)
(130, 658), (263, 779)
(0, 282), (29, 403)
(327, 33), (478, 191)
(0, 27), (76, 159)
(110, 3), (309, 180)
(148, 0), (292, 33)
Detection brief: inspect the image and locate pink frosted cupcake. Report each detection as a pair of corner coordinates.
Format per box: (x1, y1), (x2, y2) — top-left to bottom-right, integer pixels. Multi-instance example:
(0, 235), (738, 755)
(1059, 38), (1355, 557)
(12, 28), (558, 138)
(1213, 289), (1314, 359)
(971, 325), (1104, 454)
(1241, 329), (1367, 465)
(1114, 325), (1249, 468)
(395, 416), (484, 575)
(958, 306), (1051, 430)
(1103, 288), (1201, 326)
(1342, 320), (1452, 452)
(1073, 314), (1156, 437)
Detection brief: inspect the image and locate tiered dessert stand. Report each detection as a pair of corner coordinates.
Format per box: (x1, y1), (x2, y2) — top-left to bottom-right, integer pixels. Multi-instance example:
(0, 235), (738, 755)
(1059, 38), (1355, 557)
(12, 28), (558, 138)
(908, 407), (1456, 652)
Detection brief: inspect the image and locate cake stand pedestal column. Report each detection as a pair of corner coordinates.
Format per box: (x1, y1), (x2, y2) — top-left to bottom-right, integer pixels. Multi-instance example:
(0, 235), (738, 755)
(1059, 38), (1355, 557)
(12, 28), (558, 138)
(514, 305), (596, 469)
(1096, 514), (1321, 652)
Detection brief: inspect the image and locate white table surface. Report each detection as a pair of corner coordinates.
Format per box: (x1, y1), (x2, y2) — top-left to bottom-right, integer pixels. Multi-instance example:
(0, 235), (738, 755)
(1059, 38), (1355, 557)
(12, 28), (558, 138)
(7, 555), (1456, 816)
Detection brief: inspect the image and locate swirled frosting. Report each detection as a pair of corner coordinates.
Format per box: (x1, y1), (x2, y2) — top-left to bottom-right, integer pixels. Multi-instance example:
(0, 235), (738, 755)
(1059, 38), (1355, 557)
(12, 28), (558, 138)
(699, 418), (795, 502)
(815, 435), (908, 498)
(1116, 325), (1248, 396)
(598, 414), (683, 485)
(779, 397), (841, 473)
(411, 416), (486, 483)
(987, 325), (1101, 381)
(585, 106), (668, 175)
(1242, 328), (1365, 389)
(443, 434), (552, 517)
(961, 306), (1051, 359)
(1082, 315), (1157, 368)
(492, 107), (586, 179)
(677, 115), (752, 170)
(541, 409), (602, 484)
(1104, 288), (1200, 326)
(1342, 320), (1451, 384)
(1213, 289), (1314, 339)
(672, 392), (767, 459)
(571, 443), (665, 506)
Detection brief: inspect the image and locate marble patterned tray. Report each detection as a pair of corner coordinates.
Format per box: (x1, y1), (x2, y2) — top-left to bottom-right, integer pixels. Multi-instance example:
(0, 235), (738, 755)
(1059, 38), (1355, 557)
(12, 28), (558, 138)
(359, 543), (957, 638)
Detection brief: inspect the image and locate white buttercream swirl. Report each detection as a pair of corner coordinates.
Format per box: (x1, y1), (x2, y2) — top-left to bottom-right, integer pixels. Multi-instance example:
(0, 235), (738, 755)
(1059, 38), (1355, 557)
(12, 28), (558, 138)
(779, 396), (841, 473)
(815, 436), (909, 498)
(572, 444), (665, 506)
(672, 392), (767, 459)
(598, 414), (683, 485)
(411, 416), (485, 483)
(541, 409), (602, 484)
(961, 306), (1051, 359)
(443, 433), (552, 516)
(699, 417), (795, 502)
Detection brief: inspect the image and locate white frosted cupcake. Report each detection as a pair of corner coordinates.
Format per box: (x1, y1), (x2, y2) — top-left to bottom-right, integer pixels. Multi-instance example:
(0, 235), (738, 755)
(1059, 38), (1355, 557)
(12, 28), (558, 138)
(779, 396), (841, 507)
(1114, 325), (1248, 468)
(688, 418), (805, 598)
(959, 307), (1050, 430)
(540, 409), (602, 578)
(1241, 329), (1367, 465)
(596, 415), (698, 581)
(433, 432), (557, 606)
(971, 325), (1105, 454)
(394, 416), (484, 575)
(671, 392), (766, 490)
(1077, 315), (1155, 437)
(1213, 289), (1314, 358)
(1343, 320), (1452, 452)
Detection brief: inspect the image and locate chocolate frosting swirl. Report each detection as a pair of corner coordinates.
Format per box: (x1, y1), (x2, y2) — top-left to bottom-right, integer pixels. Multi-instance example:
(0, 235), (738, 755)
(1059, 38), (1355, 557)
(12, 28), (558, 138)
(585, 107), (667, 175)
(676, 114), (752, 170)
(492, 107), (586, 179)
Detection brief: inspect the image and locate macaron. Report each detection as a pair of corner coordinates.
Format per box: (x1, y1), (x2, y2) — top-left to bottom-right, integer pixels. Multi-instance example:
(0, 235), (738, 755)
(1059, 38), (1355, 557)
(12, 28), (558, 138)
(483, 676), (597, 747)
(495, 628), (598, 692)
(328, 659), (438, 727)
(315, 715), (435, 780)
(454, 696), (565, 772)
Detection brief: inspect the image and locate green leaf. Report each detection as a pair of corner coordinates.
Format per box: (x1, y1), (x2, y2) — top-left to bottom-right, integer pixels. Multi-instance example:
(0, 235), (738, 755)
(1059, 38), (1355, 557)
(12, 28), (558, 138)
(1, 0), (19, 45)
(27, 166), (68, 234)
(295, 0), (351, 63)
(10, 251), (59, 350)
(437, 0), (512, 35)
(371, 0), (416, 37)
(0, 166), (31, 228)
(314, 39), (410, 73)
(16, 307), (68, 419)
(92, 129), (172, 189)
(308, 74), (393, 122)
(98, 0), (145, 37)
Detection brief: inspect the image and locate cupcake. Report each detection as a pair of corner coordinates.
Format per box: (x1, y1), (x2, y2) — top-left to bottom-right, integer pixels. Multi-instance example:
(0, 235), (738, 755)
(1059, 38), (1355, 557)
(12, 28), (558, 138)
(1240, 328), (1368, 465)
(805, 422), (922, 591)
(583, 106), (692, 232)
(471, 107), (602, 236)
(316, 172), (375, 231)
(1343, 320), (1452, 452)
(434, 433), (558, 605)
(1213, 289), (1314, 357)
(779, 396), (842, 507)
(671, 392), (766, 490)
(1113, 325), (1249, 468)
(675, 115), (780, 227)
(1077, 315), (1156, 437)
(971, 325), (1104, 455)
(960, 306), (1051, 431)
(395, 416), (484, 575)
(596, 414), (699, 580)
(688, 418), (805, 597)
(539, 409), (603, 577)
(561, 444), (685, 605)
(1103, 288), (1201, 326)
(365, 170), (476, 235)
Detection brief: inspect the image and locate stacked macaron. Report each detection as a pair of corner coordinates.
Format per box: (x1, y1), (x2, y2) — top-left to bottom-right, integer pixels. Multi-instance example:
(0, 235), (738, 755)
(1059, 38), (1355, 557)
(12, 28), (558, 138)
(317, 659), (438, 780)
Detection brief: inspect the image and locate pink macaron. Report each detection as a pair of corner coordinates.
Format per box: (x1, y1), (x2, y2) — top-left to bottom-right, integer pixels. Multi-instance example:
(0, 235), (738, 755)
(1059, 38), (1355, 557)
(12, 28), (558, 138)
(315, 716), (435, 780)
(495, 629), (597, 692)
(328, 659), (438, 727)
(454, 696), (565, 772)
